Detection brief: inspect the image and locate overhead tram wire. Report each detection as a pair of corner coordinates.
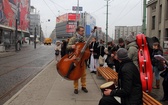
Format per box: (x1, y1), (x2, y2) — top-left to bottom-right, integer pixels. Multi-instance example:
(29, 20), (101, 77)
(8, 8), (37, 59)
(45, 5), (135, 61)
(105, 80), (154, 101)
(111, 0), (132, 22)
(48, 0), (67, 11)
(110, 0), (141, 25)
(91, 0), (114, 14)
(42, 0), (57, 17)
(91, 6), (105, 14)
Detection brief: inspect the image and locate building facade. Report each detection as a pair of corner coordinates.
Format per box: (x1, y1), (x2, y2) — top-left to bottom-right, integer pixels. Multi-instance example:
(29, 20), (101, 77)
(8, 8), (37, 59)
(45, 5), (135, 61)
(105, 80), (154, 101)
(29, 6), (42, 42)
(0, 0), (30, 51)
(56, 13), (79, 40)
(147, 0), (168, 49)
(115, 26), (142, 40)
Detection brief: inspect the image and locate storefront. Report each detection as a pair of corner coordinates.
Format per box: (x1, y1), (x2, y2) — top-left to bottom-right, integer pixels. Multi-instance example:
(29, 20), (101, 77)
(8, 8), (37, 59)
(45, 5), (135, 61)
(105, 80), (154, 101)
(0, 25), (29, 52)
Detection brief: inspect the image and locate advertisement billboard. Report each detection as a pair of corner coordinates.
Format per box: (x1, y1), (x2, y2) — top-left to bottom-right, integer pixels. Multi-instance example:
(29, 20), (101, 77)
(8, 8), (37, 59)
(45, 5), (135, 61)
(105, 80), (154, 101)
(66, 21), (76, 33)
(0, 0), (30, 31)
(56, 13), (67, 23)
(56, 13), (80, 23)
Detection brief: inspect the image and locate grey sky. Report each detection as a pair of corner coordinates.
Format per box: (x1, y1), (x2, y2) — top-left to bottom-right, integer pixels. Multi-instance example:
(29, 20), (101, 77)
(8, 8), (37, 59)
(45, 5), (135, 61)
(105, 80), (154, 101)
(31, 0), (149, 38)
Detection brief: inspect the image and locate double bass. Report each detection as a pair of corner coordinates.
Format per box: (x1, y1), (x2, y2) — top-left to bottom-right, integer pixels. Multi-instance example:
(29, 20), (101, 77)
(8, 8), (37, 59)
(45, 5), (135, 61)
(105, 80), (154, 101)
(57, 26), (97, 80)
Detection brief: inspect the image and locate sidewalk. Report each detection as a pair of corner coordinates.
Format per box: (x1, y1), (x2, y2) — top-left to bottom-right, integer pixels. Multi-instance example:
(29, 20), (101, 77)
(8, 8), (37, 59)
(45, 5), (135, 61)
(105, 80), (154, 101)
(0, 44), (31, 58)
(4, 60), (105, 105)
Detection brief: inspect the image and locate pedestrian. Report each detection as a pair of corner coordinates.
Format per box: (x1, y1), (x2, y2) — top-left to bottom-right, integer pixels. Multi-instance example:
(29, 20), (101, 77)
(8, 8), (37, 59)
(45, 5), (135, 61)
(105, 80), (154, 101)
(66, 26), (88, 94)
(98, 39), (105, 67)
(151, 37), (163, 89)
(98, 48), (143, 105)
(55, 40), (61, 62)
(125, 34), (139, 69)
(89, 37), (99, 74)
(117, 38), (125, 49)
(61, 40), (68, 57)
(104, 41), (118, 69)
(161, 61), (168, 102)
(154, 55), (168, 102)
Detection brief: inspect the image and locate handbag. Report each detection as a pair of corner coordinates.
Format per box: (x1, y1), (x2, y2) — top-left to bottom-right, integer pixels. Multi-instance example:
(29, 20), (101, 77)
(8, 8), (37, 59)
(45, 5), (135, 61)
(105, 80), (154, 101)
(98, 46), (105, 66)
(160, 69), (168, 78)
(99, 55), (104, 66)
(55, 50), (59, 56)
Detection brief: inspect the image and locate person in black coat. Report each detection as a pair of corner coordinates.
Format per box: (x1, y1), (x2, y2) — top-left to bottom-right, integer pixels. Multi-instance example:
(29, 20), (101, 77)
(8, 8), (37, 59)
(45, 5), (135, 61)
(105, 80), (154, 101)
(151, 37), (163, 89)
(89, 37), (99, 74)
(99, 48), (143, 105)
(61, 40), (68, 57)
(105, 41), (118, 69)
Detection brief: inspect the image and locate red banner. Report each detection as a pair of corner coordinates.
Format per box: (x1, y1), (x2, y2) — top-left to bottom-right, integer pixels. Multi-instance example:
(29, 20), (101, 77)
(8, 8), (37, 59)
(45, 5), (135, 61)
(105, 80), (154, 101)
(0, 0), (30, 31)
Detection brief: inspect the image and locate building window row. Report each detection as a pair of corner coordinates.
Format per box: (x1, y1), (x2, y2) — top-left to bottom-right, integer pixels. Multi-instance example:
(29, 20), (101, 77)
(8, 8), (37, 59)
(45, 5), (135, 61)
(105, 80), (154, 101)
(152, 16), (155, 30)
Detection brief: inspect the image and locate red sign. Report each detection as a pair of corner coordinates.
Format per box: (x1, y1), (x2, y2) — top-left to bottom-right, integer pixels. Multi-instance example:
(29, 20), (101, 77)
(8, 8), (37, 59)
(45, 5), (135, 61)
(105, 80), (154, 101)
(68, 13), (80, 21)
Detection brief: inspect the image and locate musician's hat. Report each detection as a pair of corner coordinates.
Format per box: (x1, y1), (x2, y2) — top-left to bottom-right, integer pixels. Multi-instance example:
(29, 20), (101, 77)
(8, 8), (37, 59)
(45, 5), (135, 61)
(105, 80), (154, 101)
(56, 40), (61, 43)
(117, 48), (129, 60)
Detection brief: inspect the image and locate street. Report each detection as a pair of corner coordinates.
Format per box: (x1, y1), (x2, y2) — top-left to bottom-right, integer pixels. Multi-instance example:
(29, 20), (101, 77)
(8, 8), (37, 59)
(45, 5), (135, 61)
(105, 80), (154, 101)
(0, 44), (55, 104)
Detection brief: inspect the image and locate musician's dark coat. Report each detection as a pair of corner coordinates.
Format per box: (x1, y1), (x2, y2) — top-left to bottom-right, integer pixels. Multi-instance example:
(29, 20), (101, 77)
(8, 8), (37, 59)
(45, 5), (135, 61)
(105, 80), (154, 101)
(89, 41), (99, 59)
(110, 58), (143, 105)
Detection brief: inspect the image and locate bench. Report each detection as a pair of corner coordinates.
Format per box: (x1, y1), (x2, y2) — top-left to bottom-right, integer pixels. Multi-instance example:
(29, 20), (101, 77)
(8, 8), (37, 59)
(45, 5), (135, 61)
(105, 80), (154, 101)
(97, 67), (118, 82)
(97, 67), (162, 105)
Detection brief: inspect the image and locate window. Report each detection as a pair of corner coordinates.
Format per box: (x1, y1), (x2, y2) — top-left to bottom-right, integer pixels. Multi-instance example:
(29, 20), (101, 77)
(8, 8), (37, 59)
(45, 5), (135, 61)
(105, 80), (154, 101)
(166, 28), (168, 39)
(166, 0), (168, 19)
(152, 16), (155, 29)
(158, 30), (161, 39)
(159, 5), (162, 23)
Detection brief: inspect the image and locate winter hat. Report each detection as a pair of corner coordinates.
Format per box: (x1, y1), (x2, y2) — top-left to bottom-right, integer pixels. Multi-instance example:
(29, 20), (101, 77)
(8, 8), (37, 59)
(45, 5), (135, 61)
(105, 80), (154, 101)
(125, 34), (136, 42)
(118, 38), (124, 43)
(152, 37), (160, 44)
(117, 48), (129, 60)
(56, 40), (61, 43)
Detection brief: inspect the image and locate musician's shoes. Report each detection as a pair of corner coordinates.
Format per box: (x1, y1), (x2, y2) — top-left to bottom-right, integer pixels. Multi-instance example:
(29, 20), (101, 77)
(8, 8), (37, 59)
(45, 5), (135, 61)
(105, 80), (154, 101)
(90, 71), (94, 73)
(91, 71), (96, 74)
(93, 71), (96, 74)
(74, 89), (78, 94)
(81, 87), (88, 93)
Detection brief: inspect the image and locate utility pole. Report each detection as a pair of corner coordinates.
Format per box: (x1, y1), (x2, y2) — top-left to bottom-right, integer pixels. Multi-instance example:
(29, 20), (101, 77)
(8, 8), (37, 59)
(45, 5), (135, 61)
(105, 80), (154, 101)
(142, 0), (146, 35)
(105, 0), (110, 46)
(76, 0), (79, 27)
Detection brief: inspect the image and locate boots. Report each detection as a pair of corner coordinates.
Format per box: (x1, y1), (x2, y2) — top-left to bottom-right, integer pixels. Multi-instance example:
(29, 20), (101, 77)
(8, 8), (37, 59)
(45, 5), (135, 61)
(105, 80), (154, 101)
(153, 80), (160, 89)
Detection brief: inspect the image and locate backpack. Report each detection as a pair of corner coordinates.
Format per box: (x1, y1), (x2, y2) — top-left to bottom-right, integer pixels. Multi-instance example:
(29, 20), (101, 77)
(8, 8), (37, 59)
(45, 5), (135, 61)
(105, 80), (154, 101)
(55, 50), (59, 56)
